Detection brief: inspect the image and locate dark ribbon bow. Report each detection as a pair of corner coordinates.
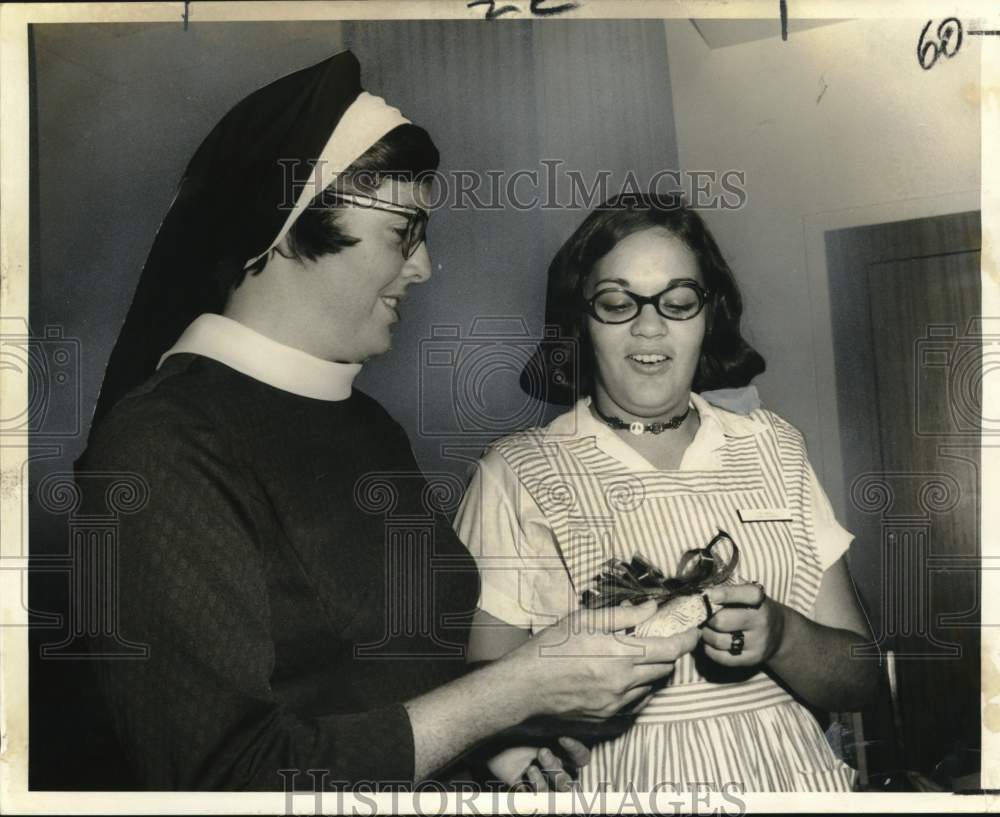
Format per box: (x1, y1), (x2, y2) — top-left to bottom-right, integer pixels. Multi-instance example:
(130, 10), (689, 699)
(580, 530), (739, 609)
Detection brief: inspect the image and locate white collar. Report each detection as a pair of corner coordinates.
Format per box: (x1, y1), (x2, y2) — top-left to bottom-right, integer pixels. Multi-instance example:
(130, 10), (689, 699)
(689, 390), (767, 441)
(159, 314), (362, 401)
(544, 391), (766, 472)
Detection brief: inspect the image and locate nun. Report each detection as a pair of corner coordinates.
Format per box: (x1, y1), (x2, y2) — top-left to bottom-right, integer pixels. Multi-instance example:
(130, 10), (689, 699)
(78, 52), (691, 791)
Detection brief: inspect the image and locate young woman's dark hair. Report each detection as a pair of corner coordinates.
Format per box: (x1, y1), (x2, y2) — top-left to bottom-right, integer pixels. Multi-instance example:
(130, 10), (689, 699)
(232, 123), (439, 289)
(523, 192), (765, 404)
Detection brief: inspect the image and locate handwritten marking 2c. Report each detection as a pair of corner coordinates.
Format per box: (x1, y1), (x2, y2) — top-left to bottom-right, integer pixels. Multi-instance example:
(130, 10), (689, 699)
(467, 0), (519, 19)
(917, 18), (963, 70)
(467, 0), (580, 19)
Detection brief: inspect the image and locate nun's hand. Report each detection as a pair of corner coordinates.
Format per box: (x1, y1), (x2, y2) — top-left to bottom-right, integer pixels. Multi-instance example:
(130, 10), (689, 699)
(487, 738), (590, 791)
(510, 600), (695, 720)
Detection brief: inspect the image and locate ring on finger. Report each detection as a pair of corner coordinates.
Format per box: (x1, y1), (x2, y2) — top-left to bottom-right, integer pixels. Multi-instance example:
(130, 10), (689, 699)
(729, 630), (745, 656)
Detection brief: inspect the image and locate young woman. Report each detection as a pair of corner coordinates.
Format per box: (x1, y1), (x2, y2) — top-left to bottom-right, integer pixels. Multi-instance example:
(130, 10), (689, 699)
(79, 54), (693, 790)
(457, 194), (878, 792)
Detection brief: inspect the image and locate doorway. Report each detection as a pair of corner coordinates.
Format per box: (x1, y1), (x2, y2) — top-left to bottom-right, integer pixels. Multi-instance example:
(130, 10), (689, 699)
(827, 210), (981, 788)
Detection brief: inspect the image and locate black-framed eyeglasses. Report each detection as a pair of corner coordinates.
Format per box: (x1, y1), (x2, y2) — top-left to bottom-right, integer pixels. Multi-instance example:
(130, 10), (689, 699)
(323, 192), (429, 259)
(583, 280), (711, 324)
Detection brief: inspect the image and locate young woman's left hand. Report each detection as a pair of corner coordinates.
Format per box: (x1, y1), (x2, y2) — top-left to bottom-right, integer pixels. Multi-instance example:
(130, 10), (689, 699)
(700, 583), (787, 667)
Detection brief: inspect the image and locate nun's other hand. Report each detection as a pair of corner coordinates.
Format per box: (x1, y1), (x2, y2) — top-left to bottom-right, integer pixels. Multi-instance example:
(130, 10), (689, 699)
(488, 738), (590, 791)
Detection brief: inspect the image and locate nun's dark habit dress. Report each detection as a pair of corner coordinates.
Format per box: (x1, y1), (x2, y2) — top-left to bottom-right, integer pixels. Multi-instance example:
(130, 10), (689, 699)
(77, 52), (479, 791)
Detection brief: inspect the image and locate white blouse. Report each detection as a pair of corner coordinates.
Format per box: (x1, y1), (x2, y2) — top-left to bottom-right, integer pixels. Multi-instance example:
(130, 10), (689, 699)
(454, 391), (853, 632)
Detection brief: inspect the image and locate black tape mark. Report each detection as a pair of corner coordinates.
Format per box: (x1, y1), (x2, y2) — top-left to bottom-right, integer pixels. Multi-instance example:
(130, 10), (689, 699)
(183, 0), (189, 30)
(530, 0), (580, 15)
(779, 0), (788, 41)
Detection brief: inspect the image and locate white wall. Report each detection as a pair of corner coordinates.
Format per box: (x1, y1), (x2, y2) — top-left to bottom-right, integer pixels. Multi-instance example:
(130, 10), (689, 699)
(664, 18), (980, 522)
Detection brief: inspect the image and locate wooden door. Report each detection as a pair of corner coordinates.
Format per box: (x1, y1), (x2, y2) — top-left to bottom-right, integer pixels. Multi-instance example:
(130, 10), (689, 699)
(866, 250), (981, 779)
(827, 210), (981, 786)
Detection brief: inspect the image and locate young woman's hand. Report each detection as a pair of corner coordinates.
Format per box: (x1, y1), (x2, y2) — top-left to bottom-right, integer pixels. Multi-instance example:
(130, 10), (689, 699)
(503, 600), (700, 720)
(487, 737), (590, 791)
(700, 583), (788, 667)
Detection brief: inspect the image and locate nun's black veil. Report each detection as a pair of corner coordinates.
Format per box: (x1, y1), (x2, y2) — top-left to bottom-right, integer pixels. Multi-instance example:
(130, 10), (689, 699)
(89, 51), (366, 435)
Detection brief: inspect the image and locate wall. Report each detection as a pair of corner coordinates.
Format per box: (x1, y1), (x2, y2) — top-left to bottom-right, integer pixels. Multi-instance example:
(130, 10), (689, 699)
(31, 20), (680, 483)
(30, 20), (350, 461)
(663, 18), (980, 605)
(345, 20), (680, 479)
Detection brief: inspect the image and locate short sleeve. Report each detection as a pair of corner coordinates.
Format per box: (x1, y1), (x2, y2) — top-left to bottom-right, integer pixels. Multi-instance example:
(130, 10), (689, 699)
(454, 447), (574, 633)
(807, 463), (854, 571)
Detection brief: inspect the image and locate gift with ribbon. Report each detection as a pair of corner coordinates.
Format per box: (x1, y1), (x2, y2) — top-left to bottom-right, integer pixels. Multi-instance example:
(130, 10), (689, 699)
(580, 530), (740, 638)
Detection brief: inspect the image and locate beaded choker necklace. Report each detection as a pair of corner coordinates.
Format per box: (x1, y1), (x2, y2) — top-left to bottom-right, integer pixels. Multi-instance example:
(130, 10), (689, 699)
(592, 402), (692, 436)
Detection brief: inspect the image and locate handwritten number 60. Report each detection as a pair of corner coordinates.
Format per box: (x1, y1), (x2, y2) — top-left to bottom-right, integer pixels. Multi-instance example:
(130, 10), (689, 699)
(918, 18), (963, 70)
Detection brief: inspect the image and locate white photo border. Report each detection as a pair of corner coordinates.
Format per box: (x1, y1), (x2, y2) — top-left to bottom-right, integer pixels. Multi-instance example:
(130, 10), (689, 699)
(2, 1), (997, 813)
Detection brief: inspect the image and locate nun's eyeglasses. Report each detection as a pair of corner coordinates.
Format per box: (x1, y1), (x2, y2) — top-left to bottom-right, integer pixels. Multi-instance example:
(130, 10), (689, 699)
(584, 281), (711, 324)
(324, 192), (429, 259)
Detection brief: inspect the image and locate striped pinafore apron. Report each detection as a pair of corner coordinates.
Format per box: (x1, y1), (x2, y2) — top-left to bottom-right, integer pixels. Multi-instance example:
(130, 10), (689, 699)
(493, 410), (856, 792)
